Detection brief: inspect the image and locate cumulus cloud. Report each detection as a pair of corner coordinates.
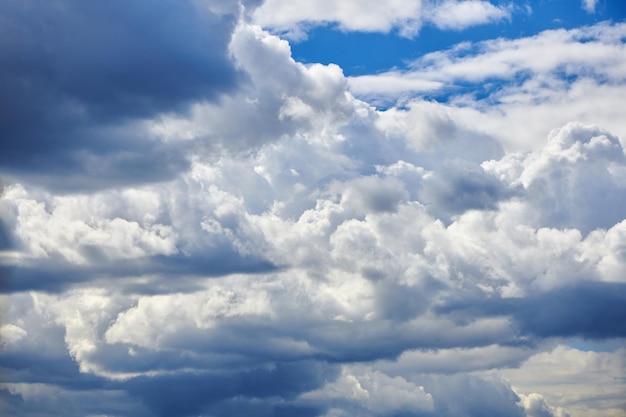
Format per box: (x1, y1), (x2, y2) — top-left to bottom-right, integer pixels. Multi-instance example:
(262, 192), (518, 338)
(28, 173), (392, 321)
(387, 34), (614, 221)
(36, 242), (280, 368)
(1, 4), (625, 417)
(300, 366), (434, 416)
(520, 393), (571, 417)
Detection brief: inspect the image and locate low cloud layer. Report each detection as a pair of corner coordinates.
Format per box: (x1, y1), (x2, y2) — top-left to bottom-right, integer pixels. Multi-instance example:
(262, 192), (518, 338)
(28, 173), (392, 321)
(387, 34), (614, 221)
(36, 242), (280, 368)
(1, 2), (625, 417)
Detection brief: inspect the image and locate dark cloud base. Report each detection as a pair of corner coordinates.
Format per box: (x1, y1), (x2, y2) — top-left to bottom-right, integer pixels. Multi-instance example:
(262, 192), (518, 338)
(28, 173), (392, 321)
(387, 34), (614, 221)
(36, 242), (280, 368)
(438, 281), (626, 340)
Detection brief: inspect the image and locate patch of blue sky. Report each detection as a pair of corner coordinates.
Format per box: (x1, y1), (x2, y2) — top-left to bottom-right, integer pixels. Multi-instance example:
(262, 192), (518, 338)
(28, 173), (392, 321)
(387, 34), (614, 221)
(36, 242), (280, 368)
(566, 337), (626, 352)
(290, 0), (626, 77)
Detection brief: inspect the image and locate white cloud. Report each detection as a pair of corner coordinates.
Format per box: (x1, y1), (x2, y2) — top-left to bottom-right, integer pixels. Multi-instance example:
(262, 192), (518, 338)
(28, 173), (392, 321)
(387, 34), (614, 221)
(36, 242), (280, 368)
(427, 0), (512, 30)
(3, 185), (177, 265)
(582, 0), (598, 13)
(300, 366), (434, 415)
(349, 22), (626, 154)
(147, 23), (355, 155)
(0, 323), (27, 346)
(484, 122), (626, 234)
(252, 0), (513, 39)
(252, 0), (423, 38)
(348, 73), (443, 97)
(520, 393), (571, 417)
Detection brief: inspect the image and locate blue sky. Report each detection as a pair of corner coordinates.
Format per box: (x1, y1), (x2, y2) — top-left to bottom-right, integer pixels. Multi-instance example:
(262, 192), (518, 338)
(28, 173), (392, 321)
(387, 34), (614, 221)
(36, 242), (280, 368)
(1, 1), (625, 417)
(292, 0), (625, 75)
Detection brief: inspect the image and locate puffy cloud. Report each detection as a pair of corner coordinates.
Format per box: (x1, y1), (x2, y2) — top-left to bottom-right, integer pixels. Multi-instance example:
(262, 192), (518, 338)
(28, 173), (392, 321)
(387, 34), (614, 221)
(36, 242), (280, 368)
(147, 23), (356, 158)
(484, 123), (626, 234)
(301, 366), (434, 416)
(2, 6), (625, 417)
(520, 393), (571, 417)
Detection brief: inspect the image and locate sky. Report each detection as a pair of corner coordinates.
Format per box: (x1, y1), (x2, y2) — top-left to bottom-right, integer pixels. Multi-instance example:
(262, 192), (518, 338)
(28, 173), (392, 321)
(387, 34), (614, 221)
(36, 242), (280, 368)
(0, 1), (625, 416)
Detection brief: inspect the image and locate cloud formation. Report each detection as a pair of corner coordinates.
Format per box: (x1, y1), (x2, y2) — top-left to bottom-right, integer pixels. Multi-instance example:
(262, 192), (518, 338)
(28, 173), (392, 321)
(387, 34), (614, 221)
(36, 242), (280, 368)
(253, 0), (513, 39)
(0, 0), (257, 189)
(1, 2), (625, 417)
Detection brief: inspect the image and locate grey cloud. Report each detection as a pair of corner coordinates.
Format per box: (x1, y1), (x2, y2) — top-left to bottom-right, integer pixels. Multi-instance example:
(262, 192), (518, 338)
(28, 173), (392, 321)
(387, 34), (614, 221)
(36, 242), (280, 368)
(415, 374), (525, 417)
(0, 252), (277, 294)
(419, 158), (515, 221)
(437, 282), (626, 341)
(0, 0), (246, 186)
(300, 369), (528, 417)
(122, 361), (337, 417)
(513, 282), (626, 339)
(0, 386), (153, 417)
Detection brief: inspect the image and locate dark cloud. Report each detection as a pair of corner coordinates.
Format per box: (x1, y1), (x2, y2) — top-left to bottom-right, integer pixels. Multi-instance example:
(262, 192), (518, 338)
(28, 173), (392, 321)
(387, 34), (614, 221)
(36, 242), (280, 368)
(124, 361), (337, 417)
(438, 282), (626, 340)
(0, 0), (244, 186)
(0, 386), (154, 417)
(514, 282), (626, 339)
(0, 251), (277, 294)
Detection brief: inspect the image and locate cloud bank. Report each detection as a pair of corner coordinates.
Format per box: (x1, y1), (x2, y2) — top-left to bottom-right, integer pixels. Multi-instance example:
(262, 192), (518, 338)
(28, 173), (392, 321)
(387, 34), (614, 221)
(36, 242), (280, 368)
(1, 1), (625, 417)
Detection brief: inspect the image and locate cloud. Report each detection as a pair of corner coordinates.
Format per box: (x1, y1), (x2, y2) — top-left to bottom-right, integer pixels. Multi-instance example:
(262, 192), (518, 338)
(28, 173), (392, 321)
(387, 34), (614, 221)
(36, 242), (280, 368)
(348, 22), (626, 113)
(497, 346), (626, 417)
(2, 6), (626, 417)
(0, 0), (258, 189)
(582, 0), (598, 13)
(520, 393), (571, 417)
(426, 0), (512, 31)
(418, 158), (514, 221)
(252, 0), (513, 39)
(252, 0), (424, 39)
(0, 324), (27, 346)
(300, 367), (434, 416)
(484, 122), (626, 234)
(348, 74), (443, 97)
(0, 383), (153, 417)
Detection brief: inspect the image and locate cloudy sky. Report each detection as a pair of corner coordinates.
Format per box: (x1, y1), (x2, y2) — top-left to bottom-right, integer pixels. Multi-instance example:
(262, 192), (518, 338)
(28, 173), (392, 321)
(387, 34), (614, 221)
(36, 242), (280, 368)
(1, 1), (625, 416)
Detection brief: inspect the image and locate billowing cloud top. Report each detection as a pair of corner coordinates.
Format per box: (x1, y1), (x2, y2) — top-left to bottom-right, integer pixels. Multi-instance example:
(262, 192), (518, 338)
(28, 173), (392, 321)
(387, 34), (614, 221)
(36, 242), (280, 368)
(1, 1), (625, 417)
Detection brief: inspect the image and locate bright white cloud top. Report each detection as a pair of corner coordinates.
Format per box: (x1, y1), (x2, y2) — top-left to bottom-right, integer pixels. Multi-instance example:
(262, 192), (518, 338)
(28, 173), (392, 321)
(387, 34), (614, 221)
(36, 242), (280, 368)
(1, 1), (625, 417)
